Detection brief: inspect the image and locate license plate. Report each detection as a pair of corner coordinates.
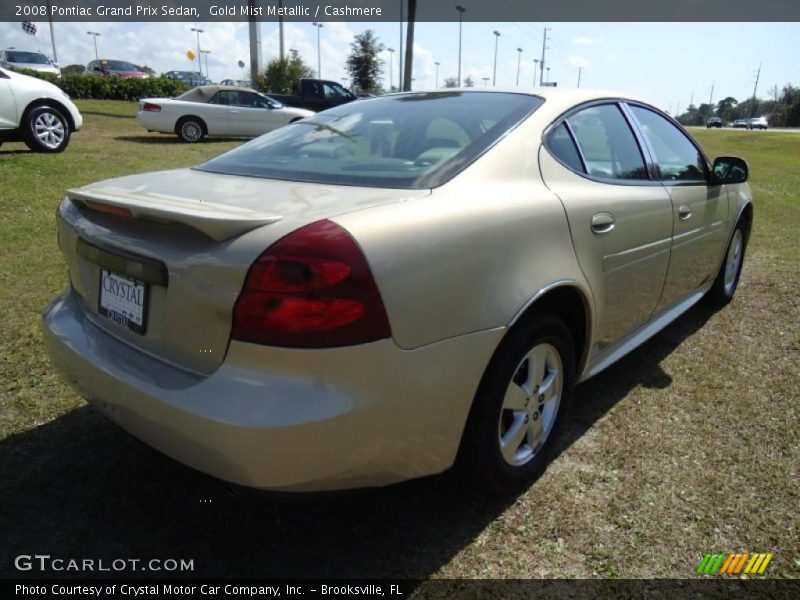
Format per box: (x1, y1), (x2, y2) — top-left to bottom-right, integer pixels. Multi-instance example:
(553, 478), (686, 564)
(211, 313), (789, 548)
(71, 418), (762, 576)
(98, 269), (148, 334)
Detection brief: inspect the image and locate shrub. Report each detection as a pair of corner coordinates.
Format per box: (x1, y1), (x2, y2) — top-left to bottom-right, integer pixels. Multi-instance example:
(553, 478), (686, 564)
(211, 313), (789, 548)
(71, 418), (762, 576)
(9, 68), (188, 101)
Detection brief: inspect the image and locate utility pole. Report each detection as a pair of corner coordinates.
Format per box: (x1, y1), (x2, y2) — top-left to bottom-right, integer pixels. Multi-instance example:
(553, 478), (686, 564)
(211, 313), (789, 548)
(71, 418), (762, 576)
(455, 5), (465, 86)
(709, 81), (714, 107)
(577, 66), (582, 88)
(689, 91), (694, 108)
(516, 47), (523, 86)
(278, 0), (285, 60)
(533, 59), (539, 86)
(387, 48), (395, 91)
(403, 0), (416, 91)
(492, 30), (500, 87)
(398, 0), (403, 90)
(751, 63), (761, 116)
(539, 26), (550, 91)
(45, 0), (58, 64)
(247, 0), (261, 83)
(434, 60), (440, 88)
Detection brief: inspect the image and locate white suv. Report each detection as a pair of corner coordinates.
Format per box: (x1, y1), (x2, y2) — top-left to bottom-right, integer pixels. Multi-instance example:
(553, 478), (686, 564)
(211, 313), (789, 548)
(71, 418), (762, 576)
(0, 66), (82, 152)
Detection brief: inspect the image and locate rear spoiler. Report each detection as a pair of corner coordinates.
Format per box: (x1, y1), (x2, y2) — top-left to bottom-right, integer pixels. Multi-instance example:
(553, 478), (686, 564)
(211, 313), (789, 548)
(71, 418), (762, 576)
(68, 187), (282, 242)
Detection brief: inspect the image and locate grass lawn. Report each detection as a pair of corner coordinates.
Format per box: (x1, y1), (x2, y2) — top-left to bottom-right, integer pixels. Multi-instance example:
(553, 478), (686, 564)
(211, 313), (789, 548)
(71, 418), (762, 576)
(0, 101), (798, 581)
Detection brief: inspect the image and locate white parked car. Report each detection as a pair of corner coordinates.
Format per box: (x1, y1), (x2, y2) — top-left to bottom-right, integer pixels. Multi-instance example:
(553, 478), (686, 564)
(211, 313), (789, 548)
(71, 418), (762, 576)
(0, 66), (82, 152)
(0, 48), (61, 77)
(136, 85), (313, 143)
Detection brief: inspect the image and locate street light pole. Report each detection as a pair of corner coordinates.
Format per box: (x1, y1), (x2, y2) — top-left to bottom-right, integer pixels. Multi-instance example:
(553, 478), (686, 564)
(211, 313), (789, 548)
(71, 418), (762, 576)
(455, 5), (465, 86)
(482, 77), (490, 87)
(201, 50), (211, 81)
(546, 66), (551, 84)
(191, 27), (204, 78)
(516, 47), (523, 86)
(312, 22), (323, 78)
(533, 59), (539, 86)
(86, 31), (101, 60)
(492, 30), (500, 87)
(434, 61), (440, 88)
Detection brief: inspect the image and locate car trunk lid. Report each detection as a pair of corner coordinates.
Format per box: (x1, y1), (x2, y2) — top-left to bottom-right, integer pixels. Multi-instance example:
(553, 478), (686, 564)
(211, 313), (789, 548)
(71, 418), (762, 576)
(59, 168), (429, 374)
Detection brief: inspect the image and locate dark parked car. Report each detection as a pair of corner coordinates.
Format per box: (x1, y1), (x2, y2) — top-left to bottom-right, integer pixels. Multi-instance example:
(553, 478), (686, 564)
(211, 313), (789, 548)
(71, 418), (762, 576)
(732, 119), (749, 129)
(706, 117), (722, 128)
(85, 59), (148, 78)
(164, 71), (209, 87)
(269, 78), (358, 112)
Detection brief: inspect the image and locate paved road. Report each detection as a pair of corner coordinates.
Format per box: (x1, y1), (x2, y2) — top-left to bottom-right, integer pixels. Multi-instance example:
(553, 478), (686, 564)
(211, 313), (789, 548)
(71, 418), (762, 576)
(687, 126), (800, 133)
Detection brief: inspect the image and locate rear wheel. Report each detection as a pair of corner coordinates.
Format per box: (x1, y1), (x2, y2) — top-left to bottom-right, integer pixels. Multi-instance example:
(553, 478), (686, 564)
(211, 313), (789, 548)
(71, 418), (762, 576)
(23, 105), (71, 152)
(176, 117), (206, 143)
(705, 221), (747, 306)
(457, 313), (575, 493)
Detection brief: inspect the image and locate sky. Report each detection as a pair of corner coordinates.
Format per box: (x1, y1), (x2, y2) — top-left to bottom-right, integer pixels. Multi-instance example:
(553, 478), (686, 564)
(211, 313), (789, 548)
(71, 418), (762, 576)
(1, 20), (798, 114)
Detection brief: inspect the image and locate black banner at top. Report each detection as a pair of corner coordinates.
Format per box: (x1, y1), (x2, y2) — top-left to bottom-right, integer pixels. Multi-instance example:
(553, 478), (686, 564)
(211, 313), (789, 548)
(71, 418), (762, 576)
(4, 0), (800, 22)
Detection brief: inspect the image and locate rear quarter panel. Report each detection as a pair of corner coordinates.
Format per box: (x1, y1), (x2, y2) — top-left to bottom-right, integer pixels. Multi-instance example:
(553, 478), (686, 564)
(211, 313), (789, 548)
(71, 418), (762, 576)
(334, 115), (590, 350)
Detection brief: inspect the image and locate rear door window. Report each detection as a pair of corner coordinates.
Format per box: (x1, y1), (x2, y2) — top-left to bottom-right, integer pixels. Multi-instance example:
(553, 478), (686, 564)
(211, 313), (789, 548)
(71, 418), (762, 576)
(564, 104), (648, 180)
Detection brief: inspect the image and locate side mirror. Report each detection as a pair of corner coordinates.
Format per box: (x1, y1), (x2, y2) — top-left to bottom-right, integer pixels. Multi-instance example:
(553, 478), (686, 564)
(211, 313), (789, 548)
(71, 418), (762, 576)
(712, 156), (748, 185)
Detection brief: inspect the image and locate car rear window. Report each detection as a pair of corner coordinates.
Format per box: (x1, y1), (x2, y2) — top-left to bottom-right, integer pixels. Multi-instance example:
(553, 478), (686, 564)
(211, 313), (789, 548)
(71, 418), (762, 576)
(196, 92), (543, 189)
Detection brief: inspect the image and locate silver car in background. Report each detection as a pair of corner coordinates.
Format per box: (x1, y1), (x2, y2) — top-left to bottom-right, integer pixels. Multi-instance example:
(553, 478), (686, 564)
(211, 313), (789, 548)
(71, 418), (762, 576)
(43, 89), (753, 492)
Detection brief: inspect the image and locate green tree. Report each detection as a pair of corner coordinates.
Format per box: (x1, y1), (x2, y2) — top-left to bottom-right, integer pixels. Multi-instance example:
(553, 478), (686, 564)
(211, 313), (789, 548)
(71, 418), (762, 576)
(463, 75), (475, 88)
(255, 50), (314, 94)
(443, 76), (458, 88)
(716, 96), (738, 121)
(346, 29), (384, 93)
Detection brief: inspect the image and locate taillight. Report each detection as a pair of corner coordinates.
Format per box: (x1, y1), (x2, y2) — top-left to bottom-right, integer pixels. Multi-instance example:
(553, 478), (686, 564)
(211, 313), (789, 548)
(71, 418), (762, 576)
(232, 220), (391, 348)
(142, 102), (161, 112)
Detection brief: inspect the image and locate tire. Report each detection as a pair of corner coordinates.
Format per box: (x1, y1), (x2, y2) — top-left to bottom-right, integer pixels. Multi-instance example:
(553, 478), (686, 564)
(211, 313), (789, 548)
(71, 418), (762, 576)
(176, 117), (206, 143)
(705, 221), (747, 306)
(23, 105), (71, 153)
(457, 312), (576, 494)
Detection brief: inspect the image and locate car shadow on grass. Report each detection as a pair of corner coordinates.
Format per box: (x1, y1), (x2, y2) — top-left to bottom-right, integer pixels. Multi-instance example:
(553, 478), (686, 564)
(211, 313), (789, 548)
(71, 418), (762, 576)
(114, 135), (243, 145)
(0, 302), (716, 579)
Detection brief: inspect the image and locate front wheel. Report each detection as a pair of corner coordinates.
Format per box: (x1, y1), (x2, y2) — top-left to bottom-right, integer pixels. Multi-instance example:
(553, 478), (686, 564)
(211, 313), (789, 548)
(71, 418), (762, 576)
(705, 222), (747, 306)
(457, 312), (575, 493)
(23, 105), (71, 152)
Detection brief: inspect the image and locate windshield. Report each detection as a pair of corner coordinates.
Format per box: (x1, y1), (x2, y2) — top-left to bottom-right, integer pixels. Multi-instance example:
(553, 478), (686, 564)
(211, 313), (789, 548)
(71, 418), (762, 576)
(103, 60), (138, 72)
(197, 92), (542, 189)
(8, 51), (50, 64)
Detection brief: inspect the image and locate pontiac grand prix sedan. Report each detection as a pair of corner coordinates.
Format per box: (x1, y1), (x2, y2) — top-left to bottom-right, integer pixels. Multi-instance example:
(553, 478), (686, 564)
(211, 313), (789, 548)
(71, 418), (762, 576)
(136, 85), (313, 143)
(43, 89), (753, 492)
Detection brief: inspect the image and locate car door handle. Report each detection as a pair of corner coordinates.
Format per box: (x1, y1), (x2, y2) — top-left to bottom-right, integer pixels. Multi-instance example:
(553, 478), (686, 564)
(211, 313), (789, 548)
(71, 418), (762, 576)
(678, 205), (693, 220)
(591, 212), (616, 234)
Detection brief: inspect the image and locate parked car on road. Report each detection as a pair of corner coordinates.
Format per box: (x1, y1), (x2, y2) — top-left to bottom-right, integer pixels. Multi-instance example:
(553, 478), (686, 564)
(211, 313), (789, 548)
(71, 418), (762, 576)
(44, 89), (752, 492)
(748, 116), (768, 130)
(136, 85), (312, 142)
(0, 66), (82, 152)
(732, 119), (749, 128)
(269, 78), (358, 112)
(0, 49), (60, 77)
(84, 59), (149, 78)
(164, 70), (209, 87)
(706, 117), (722, 128)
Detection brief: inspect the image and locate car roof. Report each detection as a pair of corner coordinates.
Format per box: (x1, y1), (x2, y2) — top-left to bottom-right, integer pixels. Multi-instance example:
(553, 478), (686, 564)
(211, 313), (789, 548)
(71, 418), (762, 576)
(385, 87), (656, 108)
(178, 85), (258, 102)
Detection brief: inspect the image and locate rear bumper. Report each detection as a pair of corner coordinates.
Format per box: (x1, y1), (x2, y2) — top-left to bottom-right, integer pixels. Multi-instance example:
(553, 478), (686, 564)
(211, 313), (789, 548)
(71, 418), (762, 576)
(43, 290), (503, 491)
(135, 111), (170, 133)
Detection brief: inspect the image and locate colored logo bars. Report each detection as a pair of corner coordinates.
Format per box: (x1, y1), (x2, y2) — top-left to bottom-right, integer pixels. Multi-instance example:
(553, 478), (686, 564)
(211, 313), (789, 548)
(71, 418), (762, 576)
(696, 552), (774, 575)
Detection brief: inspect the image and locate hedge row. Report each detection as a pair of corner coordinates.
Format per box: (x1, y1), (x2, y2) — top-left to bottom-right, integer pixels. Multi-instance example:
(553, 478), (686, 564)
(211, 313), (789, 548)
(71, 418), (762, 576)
(11, 68), (188, 101)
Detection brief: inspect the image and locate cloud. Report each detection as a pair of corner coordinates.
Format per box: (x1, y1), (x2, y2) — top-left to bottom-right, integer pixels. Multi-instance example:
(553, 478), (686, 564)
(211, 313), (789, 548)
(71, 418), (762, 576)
(568, 55), (591, 68)
(573, 36), (603, 46)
